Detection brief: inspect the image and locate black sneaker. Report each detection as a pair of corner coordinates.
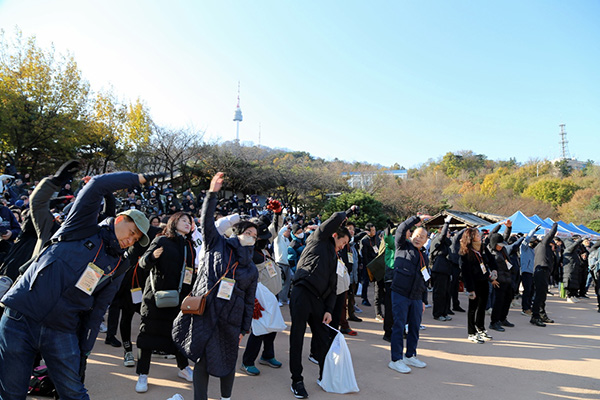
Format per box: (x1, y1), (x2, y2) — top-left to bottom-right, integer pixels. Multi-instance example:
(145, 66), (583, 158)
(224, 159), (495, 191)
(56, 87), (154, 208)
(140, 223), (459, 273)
(105, 335), (122, 348)
(540, 315), (554, 323)
(291, 381), (309, 398)
(530, 318), (546, 327)
(489, 322), (505, 332)
(361, 299), (372, 306)
(348, 315), (363, 322)
(447, 310), (455, 315)
(501, 319), (515, 327)
(453, 306), (466, 312)
(382, 335), (391, 343)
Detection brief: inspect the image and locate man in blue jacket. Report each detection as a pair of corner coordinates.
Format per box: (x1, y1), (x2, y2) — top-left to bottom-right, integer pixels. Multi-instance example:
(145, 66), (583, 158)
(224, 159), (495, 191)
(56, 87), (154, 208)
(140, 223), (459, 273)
(389, 214), (430, 374)
(0, 171), (155, 400)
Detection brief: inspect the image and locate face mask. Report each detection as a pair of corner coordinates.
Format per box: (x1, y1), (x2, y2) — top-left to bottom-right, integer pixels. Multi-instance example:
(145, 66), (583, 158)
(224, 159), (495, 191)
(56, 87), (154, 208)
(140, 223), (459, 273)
(238, 234), (256, 247)
(296, 232), (305, 239)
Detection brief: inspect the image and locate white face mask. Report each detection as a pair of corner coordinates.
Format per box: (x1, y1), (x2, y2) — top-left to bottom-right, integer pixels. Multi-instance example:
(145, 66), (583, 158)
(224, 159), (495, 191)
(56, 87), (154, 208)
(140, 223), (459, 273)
(238, 234), (256, 247)
(296, 232), (305, 239)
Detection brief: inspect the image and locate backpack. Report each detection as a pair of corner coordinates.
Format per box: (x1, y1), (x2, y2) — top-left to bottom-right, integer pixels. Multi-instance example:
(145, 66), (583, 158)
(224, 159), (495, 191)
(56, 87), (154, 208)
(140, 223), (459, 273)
(28, 365), (59, 398)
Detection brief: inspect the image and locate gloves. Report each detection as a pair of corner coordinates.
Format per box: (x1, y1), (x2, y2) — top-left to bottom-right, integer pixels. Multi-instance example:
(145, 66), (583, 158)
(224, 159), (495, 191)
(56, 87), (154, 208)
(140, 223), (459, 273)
(345, 205), (360, 217)
(252, 298), (264, 320)
(444, 215), (453, 224)
(143, 171), (168, 186)
(51, 160), (80, 187)
(266, 199), (283, 213)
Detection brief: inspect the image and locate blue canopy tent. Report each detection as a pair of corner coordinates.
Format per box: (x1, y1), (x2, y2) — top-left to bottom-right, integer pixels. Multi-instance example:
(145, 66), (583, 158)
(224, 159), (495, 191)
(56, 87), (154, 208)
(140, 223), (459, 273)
(544, 218), (582, 236)
(576, 224), (600, 240)
(530, 215), (573, 237)
(567, 223), (592, 236)
(479, 211), (543, 235)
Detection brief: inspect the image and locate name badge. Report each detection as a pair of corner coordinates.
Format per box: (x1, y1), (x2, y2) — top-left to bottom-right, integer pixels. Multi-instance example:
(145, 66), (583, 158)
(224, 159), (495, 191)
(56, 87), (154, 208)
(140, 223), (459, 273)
(183, 267), (194, 285)
(421, 266), (431, 281)
(75, 262), (104, 295)
(506, 261), (513, 270)
(131, 288), (143, 304)
(217, 278), (235, 300)
(480, 263), (487, 274)
(373, 245), (379, 253)
(265, 260), (278, 278)
(348, 252), (354, 263)
(337, 259), (346, 276)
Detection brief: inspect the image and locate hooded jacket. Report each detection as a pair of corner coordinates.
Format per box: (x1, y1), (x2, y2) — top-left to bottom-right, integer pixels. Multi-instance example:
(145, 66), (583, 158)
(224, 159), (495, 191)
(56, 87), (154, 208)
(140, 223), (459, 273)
(391, 216), (428, 300)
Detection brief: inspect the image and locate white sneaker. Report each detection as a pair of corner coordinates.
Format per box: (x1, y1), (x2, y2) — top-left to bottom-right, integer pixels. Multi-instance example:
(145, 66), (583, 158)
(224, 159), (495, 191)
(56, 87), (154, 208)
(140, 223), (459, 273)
(99, 322), (108, 333)
(135, 374), (148, 393)
(403, 356), (427, 368)
(468, 334), (484, 344)
(177, 366), (193, 382)
(567, 297), (577, 303)
(388, 360), (411, 374)
(166, 395), (184, 400)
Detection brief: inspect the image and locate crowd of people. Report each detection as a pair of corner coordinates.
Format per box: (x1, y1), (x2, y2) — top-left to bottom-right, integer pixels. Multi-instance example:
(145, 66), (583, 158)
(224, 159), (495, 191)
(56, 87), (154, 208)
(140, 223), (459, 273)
(0, 162), (598, 400)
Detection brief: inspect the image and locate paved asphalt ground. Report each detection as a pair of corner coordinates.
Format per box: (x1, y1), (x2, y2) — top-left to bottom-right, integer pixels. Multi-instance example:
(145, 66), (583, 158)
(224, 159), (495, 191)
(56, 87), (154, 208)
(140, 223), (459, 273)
(28, 290), (600, 400)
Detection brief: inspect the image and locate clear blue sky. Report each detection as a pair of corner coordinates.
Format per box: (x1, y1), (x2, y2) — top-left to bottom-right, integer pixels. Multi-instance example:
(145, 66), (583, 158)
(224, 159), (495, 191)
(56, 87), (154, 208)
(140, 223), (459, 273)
(1, 0), (598, 168)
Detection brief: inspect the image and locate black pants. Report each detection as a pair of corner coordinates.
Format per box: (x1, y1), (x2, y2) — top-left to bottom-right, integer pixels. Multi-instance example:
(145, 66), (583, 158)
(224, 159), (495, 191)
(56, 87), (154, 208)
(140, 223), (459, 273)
(521, 272), (533, 312)
(467, 279), (489, 335)
(347, 282), (358, 319)
(136, 348), (188, 375)
(242, 332), (276, 366)
(193, 351), (235, 400)
(491, 282), (512, 324)
(106, 297), (121, 338)
(289, 285), (330, 383)
(383, 282), (394, 338)
(532, 268), (549, 319)
(374, 279), (386, 316)
(450, 266), (461, 309)
(361, 267), (370, 301)
(431, 272), (451, 318)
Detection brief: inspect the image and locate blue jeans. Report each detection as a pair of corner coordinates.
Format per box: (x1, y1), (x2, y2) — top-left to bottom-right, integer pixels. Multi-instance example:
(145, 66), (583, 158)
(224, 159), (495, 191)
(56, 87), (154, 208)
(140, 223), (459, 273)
(390, 291), (423, 361)
(0, 307), (89, 400)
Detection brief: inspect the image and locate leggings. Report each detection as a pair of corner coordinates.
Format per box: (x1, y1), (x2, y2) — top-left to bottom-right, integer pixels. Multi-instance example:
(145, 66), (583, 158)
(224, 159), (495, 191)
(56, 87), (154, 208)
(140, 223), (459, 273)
(193, 353), (235, 400)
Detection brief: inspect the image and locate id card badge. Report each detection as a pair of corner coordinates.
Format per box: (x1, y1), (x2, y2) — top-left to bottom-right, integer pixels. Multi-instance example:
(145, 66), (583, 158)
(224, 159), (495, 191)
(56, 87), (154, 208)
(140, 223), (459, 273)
(265, 260), (278, 278)
(337, 259), (346, 276)
(506, 261), (513, 270)
(183, 267), (194, 285)
(480, 263), (487, 274)
(421, 266), (431, 281)
(373, 245), (379, 253)
(131, 288), (143, 304)
(75, 262), (104, 295)
(216, 278), (235, 300)
(348, 252), (354, 264)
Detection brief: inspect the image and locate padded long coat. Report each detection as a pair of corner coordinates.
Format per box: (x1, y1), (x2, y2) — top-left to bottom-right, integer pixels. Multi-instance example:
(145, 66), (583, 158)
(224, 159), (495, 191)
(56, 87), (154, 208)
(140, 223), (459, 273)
(172, 192), (258, 377)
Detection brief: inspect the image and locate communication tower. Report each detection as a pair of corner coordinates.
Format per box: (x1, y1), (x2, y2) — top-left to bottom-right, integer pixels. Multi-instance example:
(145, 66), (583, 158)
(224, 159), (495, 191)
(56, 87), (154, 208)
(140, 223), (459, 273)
(233, 82), (243, 142)
(559, 124), (570, 160)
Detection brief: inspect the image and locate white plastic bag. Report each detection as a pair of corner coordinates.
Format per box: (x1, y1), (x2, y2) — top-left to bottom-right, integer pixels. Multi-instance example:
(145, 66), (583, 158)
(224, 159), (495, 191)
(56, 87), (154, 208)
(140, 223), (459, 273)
(251, 282), (287, 336)
(318, 325), (359, 394)
(356, 282), (363, 297)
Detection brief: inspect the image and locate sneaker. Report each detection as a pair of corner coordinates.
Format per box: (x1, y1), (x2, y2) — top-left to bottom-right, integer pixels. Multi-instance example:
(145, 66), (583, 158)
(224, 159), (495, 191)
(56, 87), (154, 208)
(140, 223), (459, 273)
(434, 316), (447, 321)
(124, 351), (135, 367)
(354, 305), (363, 313)
(530, 317), (546, 327)
(444, 315), (452, 321)
(468, 334), (484, 344)
(291, 381), (309, 399)
(579, 294), (590, 299)
(477, 330), (493, 341)
(388, 360), (411, 374)
(259, 357), (282, 368)
(375, 314), (384, 322)
(166, 395), (184, 400)
(566, 297), (578, 303)
(540, 315), (554, 323)
(340, 328), (358, 336)
(348, 315), (363, 322)
(485, 308), (492, 315)
(99, 322), (108, 333)
(105, 335), (122, 348)
(362, 299), (372, 306)
(308, 354), (319, 365)
(453, 306), (466, 312)
(501, 319), (515, 328)
(135, 374), (148, 393)
(278, 301), (284, 307)
(403, 356), (426, 368)
(489, 322), (505, 332)
(419, 325), (426, 330)
(382, 335), (391, 343)
(177, 366), (194, 382)
(424, 304), (432, 309)
(447, 310), (455, 315)
(521, 309), (532, 316)
(240, 363), (260, 376)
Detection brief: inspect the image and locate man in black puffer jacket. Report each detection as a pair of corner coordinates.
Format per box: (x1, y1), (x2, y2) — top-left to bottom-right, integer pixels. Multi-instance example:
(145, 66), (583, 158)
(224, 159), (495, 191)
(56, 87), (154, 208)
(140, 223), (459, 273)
(430, 215), (453, 321)
(288, 205), (357, 399)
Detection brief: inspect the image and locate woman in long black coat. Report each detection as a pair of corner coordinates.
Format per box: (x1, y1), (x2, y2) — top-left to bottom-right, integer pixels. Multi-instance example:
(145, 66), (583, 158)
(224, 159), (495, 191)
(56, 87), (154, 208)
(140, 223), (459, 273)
(173, 172), (258, 400)
(135, 212), (196, 393)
